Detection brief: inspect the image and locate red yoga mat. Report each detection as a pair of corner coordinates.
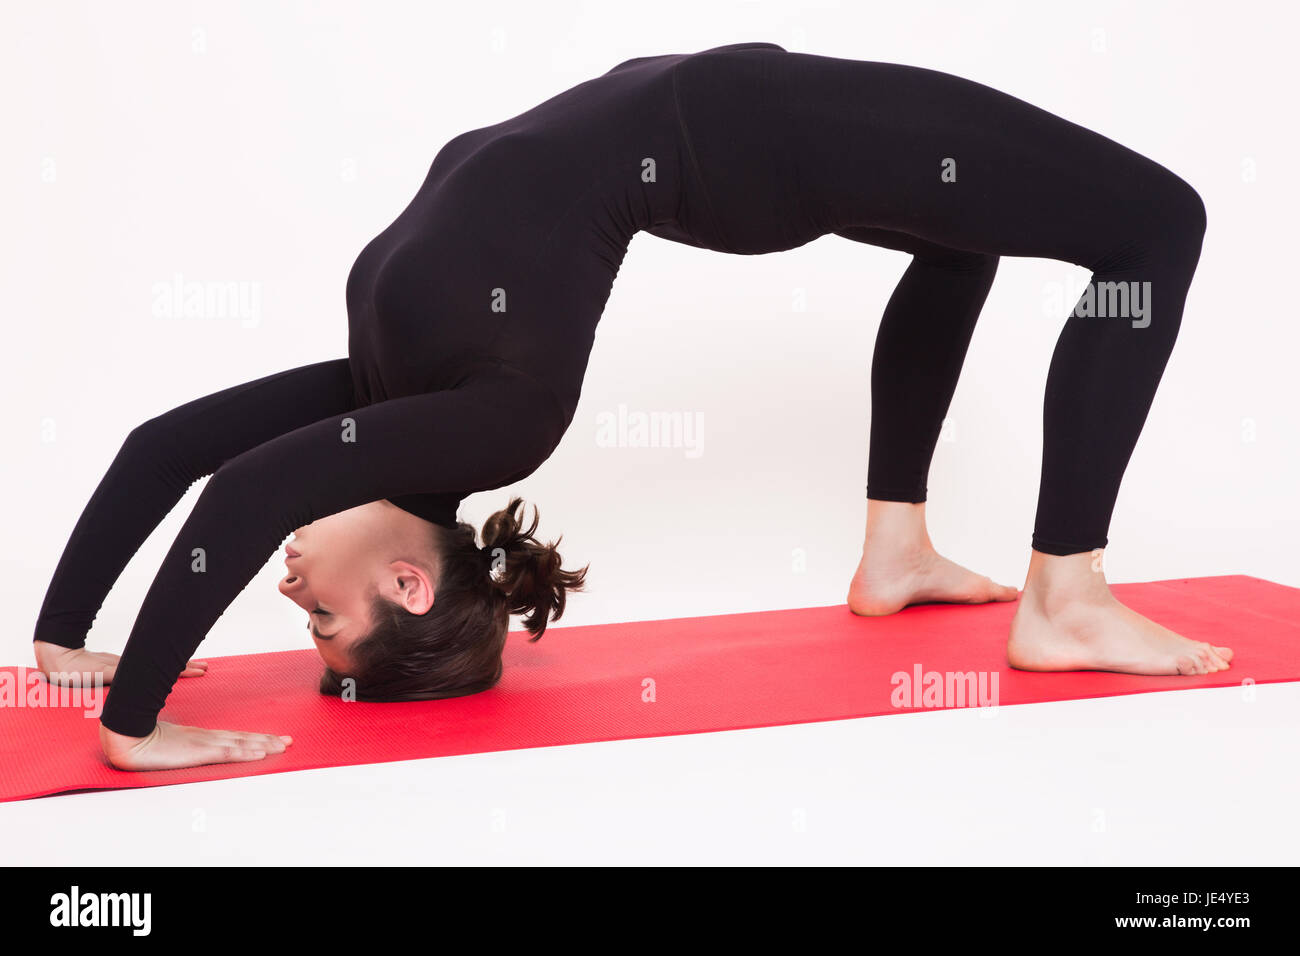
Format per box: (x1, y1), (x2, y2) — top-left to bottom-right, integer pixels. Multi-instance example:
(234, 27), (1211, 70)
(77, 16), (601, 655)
(3, 574), (1297, 801)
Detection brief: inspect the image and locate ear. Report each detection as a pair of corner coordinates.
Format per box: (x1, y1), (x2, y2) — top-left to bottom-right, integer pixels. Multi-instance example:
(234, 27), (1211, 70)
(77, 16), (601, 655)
(385, 560), (437, 615)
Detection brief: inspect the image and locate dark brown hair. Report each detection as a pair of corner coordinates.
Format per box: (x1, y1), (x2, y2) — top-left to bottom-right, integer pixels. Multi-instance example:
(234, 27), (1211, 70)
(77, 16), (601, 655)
(318, 496), (587, 702)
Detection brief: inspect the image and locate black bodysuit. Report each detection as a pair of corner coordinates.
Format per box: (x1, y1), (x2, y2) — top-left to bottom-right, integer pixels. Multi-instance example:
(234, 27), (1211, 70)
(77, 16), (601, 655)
(35, 43), (1206, 737)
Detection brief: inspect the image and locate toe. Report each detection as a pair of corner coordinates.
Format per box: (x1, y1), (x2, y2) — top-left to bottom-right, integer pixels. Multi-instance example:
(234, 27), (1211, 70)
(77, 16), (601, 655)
(1199, 642), (1229, 672)
(967, 575), (1015, 604)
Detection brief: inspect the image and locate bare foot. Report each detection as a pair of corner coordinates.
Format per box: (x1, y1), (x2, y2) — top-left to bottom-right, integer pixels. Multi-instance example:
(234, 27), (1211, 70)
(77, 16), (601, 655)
(847, 500), (1019, 615)
(1008, 550), (1234, 675)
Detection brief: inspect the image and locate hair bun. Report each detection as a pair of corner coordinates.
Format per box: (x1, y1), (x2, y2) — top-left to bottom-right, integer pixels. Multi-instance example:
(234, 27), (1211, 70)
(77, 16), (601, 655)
(479, 497), (587, 640)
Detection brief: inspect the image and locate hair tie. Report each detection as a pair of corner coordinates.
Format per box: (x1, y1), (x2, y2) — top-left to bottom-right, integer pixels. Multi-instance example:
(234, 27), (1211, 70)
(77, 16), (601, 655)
(482, 543), (506, 583)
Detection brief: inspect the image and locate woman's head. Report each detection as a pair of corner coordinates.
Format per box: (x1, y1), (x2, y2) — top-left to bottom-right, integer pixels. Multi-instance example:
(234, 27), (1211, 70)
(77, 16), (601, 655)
(278, 496), (586, 701)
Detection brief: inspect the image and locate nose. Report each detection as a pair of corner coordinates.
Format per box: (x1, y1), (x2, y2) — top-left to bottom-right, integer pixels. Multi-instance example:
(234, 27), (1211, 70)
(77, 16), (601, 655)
(278, 572), (304, 599)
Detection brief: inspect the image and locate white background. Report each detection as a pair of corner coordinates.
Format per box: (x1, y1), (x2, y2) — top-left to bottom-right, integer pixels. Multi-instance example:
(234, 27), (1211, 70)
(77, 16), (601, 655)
(3, 0), (1297, 864)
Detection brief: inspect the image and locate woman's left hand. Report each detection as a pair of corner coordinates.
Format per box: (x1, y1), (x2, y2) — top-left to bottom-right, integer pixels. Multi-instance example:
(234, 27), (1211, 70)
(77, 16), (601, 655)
(34, 640), (208, 685)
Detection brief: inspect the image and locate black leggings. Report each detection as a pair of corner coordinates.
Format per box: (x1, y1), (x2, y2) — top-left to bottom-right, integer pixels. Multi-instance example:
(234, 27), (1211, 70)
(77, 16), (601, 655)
(680, 51), (1208, 555)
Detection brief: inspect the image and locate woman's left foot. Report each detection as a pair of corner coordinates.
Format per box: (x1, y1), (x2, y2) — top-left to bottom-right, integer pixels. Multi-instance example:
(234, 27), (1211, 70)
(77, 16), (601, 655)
(848, 544), (1020, 616)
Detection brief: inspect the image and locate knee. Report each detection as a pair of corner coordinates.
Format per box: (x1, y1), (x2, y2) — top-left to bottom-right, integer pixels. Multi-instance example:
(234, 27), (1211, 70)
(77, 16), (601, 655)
(1173, 177), (1207, 241)
(1152, 169), (1207, 252)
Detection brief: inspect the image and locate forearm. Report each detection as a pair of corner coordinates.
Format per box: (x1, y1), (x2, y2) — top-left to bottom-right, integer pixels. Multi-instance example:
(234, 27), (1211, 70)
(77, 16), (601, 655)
(32, 360), (355, 651)
(33, 423), (203, 649)
(98, 462), (293, 737)
(99, 365), (565, 738)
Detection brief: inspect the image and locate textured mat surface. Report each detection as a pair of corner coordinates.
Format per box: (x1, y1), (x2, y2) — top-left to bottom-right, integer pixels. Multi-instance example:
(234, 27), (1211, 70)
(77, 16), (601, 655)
(3, 575), (1296, 801)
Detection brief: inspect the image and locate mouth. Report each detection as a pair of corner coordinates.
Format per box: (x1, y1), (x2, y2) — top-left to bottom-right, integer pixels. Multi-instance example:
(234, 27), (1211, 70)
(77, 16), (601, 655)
(285, 545), (302, 559)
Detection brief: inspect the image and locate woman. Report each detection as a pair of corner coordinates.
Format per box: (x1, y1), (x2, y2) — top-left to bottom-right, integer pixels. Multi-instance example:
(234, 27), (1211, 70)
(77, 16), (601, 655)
(33, 42), (1231, 771)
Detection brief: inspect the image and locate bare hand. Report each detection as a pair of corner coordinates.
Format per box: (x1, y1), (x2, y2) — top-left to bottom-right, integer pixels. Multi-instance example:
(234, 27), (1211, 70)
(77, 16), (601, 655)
(34, 640), (207, 685)
(99, 720), (293, 771)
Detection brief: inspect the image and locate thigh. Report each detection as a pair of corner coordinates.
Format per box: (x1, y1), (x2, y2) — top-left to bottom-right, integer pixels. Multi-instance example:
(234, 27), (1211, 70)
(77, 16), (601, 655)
(776, 53), (1183, 266)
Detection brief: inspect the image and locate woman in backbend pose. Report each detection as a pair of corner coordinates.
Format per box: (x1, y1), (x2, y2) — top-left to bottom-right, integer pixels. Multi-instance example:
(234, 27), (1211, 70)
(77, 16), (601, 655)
(33, 42), (1230, 770)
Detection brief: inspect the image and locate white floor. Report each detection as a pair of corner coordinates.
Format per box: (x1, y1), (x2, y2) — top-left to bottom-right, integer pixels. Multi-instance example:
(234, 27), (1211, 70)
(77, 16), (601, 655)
(5, 679), (1296, 866)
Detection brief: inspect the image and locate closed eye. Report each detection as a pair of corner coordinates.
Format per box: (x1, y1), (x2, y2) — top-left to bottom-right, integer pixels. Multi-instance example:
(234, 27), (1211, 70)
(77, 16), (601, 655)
(309, 607), (337, 640)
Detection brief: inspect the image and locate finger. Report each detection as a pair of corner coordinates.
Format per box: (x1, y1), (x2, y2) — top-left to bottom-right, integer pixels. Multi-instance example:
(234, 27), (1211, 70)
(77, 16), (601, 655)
(180, 659), (209, 677)
(203, 743), (269, 764)
(255, 734), (289, 753)
(202, 729), (288, 747)
(196, 730), (260, 749)
(225, 732), (290, 754)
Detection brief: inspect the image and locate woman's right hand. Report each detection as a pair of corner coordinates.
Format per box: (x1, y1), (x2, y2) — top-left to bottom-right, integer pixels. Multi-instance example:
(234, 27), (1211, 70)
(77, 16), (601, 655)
(100, 721), (293, 771)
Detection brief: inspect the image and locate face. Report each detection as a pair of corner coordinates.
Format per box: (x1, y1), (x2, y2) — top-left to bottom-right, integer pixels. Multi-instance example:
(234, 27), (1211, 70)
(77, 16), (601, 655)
(278, 500), (441, 673)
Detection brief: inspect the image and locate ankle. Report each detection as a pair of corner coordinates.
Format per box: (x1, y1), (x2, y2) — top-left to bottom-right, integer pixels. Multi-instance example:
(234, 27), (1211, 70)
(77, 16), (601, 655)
(864, 499), (933, 555)
(1022, 550), (1112, 615)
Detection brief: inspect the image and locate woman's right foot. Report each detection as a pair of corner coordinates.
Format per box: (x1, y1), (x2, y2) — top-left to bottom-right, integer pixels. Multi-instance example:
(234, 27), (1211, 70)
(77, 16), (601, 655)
(1008, 550), (1233, 675)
